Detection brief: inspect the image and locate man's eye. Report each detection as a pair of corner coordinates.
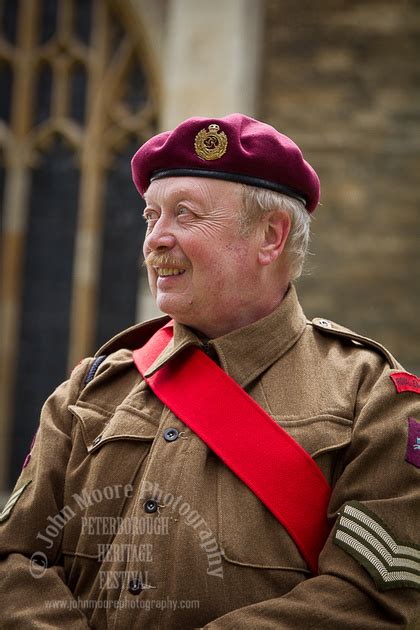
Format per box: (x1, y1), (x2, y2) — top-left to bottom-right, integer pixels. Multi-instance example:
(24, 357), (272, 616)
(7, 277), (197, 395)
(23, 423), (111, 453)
(143, 211), (158, 223)
(177, 206), (190, 216)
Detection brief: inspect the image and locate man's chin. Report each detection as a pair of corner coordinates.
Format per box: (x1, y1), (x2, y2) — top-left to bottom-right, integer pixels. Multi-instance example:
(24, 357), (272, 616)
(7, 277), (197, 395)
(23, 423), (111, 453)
(155, 295), (188, 321)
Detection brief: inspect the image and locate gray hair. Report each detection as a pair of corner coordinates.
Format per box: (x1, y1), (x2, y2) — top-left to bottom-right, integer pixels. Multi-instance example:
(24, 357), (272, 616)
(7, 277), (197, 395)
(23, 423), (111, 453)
(240, 185), (312, 280)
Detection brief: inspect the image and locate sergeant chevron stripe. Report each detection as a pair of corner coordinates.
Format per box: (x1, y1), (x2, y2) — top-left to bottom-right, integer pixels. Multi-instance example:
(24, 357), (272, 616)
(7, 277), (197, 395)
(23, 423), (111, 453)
(0, 480), (32, 522)
(334, 501), (420, 590)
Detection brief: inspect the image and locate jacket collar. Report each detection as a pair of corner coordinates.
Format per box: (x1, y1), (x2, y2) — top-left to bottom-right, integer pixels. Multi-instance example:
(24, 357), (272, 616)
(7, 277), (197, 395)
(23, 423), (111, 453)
(144, 284), (307, 389)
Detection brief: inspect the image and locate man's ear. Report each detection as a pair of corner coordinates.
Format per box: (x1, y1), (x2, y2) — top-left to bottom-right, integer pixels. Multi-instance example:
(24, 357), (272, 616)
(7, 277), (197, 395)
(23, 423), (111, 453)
(257, 210), (291, 266)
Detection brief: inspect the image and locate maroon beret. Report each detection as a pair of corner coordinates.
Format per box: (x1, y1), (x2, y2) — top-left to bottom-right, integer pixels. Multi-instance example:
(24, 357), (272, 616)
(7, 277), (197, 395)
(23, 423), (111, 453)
(131, 113), (320, 213)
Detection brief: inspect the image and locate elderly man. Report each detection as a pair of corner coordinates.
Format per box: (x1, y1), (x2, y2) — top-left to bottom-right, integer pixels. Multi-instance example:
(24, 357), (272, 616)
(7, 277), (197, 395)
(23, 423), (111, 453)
(1, 114), (419, 628)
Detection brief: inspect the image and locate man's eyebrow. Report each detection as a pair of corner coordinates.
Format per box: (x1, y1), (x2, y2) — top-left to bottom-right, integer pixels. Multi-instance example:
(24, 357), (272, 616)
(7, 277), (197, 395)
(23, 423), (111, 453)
(145, 189), (205, 205)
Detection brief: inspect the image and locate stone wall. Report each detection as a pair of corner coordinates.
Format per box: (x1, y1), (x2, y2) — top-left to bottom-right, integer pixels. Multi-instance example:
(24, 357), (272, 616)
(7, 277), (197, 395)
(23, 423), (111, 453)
(261, 0), (420, 372)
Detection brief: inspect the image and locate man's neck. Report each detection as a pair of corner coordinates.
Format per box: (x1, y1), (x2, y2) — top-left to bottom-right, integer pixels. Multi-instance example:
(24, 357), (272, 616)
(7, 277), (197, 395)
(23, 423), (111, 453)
(187, 282), (290, 339)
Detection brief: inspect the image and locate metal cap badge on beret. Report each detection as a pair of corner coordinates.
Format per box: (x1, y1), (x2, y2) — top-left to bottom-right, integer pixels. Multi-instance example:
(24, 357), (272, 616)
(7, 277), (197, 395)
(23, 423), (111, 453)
(131, 113), (320, 213)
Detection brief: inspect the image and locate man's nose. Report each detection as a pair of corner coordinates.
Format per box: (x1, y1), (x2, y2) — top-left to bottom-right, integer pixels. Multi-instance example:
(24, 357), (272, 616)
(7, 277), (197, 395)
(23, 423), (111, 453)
(144, 215), (177, 251)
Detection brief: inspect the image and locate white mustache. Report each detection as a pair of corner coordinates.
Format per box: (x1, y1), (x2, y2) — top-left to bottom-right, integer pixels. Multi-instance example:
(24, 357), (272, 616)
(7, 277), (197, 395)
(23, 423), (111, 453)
(144, 254), (191, 269)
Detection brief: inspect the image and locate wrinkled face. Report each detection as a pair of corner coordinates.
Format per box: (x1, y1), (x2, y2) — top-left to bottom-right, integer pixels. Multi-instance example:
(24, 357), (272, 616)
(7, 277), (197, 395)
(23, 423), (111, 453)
(142, 177), (263, 337)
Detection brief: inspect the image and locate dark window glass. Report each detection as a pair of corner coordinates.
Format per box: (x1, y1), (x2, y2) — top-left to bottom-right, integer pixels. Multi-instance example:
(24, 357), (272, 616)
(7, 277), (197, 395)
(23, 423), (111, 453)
(0, 152), (4, 235)
(107, 11), (125, 62)
(35, 62), (52, 125)
(10, 137), (79, 484)
(69, 62), (87, 125)
(123, 55), (148, 112)
(40, 0), (58, 44)
(0, 61), (12, 123)
(73, 0), (92, 45)
(1, 0), (19, 44)
(95, 140), (146, 349)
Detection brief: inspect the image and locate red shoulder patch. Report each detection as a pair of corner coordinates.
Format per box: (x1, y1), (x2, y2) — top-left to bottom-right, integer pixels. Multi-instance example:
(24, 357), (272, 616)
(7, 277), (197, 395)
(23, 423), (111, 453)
(390, 372), (420, 395)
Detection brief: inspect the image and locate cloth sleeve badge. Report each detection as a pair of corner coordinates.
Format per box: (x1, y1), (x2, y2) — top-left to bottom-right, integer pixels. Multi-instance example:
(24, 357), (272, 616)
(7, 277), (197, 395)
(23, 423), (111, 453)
(0, 480), (32, 522)
(333, 501), (420, 591)
(390, 372), (420, 394)
(406, 417), (420, 469)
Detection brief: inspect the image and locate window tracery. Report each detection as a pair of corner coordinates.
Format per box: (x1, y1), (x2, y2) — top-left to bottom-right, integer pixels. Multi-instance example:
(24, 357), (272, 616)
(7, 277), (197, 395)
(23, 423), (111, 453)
(0, 0), (157, 487)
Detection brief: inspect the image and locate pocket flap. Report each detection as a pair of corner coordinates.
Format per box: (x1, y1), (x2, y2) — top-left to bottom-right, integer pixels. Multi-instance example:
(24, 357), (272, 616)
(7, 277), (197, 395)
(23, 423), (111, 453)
(275, 414), (352, 458)
(69, 403), (158, 452)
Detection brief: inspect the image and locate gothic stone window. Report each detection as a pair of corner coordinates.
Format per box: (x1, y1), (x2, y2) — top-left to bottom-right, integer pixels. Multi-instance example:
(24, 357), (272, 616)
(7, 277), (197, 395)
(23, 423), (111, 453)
(0, 0), (158, 487)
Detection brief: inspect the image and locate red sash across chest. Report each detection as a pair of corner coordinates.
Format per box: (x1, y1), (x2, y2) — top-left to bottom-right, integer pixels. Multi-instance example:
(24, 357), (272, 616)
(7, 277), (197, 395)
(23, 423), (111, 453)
(133, 322), (332, 574)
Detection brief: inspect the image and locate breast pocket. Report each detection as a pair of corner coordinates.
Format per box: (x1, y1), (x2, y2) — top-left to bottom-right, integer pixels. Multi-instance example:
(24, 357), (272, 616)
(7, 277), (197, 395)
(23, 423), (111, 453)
(217, 415), (352, 571)
(62, 399), (160, 559)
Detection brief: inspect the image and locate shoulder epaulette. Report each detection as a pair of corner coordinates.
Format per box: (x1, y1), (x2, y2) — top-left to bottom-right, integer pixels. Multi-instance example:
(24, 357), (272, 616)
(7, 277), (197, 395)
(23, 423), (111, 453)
(309, 317), (400, 370)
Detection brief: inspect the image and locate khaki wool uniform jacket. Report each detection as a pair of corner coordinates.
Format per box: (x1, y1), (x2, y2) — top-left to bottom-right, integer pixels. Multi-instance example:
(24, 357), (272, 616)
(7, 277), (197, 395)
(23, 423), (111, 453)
(0, 285), (419, 629)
